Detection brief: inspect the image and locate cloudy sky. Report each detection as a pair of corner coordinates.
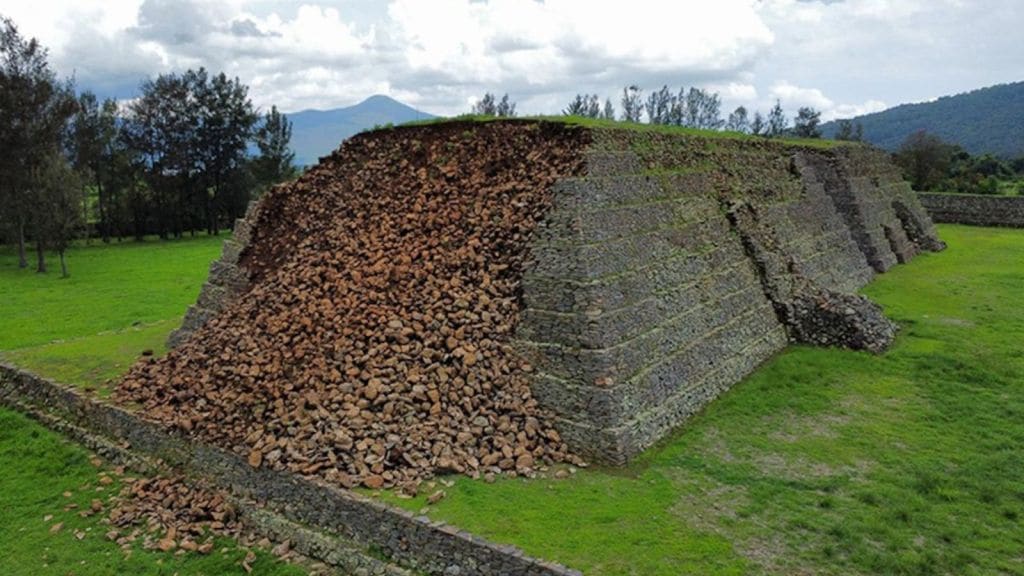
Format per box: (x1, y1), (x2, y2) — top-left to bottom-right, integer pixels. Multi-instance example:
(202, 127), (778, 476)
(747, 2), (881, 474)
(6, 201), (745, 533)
(2, 0), (1021, 120)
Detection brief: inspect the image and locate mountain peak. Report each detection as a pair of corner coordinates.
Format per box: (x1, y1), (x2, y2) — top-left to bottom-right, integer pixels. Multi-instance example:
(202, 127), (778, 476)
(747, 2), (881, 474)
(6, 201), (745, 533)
(359, 94), (400, 105)
(288, 96), (436, 166)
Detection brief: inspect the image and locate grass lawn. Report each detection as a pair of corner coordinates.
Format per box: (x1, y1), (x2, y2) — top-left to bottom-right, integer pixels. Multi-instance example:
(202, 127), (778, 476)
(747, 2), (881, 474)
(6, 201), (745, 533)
(2, 226), (1023, 575)
(0, 235), (225, 393)
(0, 407), (307, 576)
(378, 225), (1024, 575)
(0, 236), (305, 574)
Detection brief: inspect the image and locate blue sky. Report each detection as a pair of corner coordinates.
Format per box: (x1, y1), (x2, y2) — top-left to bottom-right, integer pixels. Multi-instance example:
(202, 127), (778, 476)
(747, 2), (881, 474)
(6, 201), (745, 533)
(1, 0), (1021, 119)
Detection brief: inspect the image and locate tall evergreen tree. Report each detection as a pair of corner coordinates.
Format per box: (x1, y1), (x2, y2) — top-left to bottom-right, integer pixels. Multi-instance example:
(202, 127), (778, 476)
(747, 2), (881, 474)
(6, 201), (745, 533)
(563, 94), (601, 118)
(750, 111), (766, 136)
(0, 17), (77, 270)
(252, 105), (297, 194)
(793, 107), (822, 138)
(123, 72), (188, 238)
(696, 90), (724, 130)
(123, 68), (255, 238)
(496, 93), (516, 117)
(602, 98), (615, 120)
(472, 92), (496, 115)
(35, 151), (83, 277)
(766, 100), (788, 137)
(471, 92), (516, 117)
(620, 85), (643, 123)
(644, 85), (673, 125)
(726, 106), (750, 133)
(70, 91), (121, 242)
(194, 70), (257, 234)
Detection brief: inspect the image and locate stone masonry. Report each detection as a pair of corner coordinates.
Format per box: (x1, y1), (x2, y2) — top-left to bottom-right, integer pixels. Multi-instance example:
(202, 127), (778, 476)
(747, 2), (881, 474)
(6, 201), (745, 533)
(918, 192), (1024, 228)
(167, 122), (945, 466)
(167, 200), (261, 348)
(515, 131), (944, 464)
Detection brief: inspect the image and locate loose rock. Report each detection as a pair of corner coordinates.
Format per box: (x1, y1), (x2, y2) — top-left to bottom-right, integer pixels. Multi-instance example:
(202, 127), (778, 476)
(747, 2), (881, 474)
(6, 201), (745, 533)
(116, 122), (589, 489)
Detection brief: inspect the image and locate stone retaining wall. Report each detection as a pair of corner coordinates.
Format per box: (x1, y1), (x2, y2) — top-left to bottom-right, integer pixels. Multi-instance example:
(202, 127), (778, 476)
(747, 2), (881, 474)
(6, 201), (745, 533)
(918, 193), (1024, 228)
(167, 200), (261, 348)
(0, 364), (580, 576)
(516, 135), (944, 464)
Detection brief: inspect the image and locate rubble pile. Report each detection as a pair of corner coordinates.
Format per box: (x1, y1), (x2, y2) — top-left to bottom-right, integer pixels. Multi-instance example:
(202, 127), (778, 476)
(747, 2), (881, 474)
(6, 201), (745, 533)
(117, 121), (588, 490)
(107, 476), (241, 554)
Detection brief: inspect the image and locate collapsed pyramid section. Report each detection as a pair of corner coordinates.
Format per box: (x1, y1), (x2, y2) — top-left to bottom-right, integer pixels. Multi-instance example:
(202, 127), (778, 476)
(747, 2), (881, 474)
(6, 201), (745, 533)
(120, 121), (944, 483)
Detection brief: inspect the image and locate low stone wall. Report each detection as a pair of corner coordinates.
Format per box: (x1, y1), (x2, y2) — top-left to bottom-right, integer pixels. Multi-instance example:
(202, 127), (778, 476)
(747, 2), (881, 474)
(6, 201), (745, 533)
(918, 193), (1024, 228)
(0, 364), (580, 576)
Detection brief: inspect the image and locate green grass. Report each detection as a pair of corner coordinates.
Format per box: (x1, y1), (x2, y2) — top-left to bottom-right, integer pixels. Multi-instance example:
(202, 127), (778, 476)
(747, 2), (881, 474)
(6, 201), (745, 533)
(3, 226), (1023, 575)
(0, 235), (305, 573)
(0, 235), (224, 392)
(2, 322), (172, 397)
(378, 225), (1024, 575)
(0, 407), (306, 576)
(379, 114), (848, 150)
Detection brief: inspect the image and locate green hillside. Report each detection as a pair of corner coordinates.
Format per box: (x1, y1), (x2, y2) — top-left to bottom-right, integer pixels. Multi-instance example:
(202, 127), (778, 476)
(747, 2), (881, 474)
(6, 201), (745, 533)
(823, 82), (1024, 158)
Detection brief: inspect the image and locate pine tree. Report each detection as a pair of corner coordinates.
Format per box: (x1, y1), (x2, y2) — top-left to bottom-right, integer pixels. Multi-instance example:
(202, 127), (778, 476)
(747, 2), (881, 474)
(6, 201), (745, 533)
(472, 93), (516, 117)
(621, 85), (643, 123)
(602, 98), (615, 120)
(252, 105), (297, 194)
(35, 151), (83, 277)
(726, 106), (750, 133)
(0, 17), (76, 268)
(766, 100), (788, 137)
(751, 111), (766, 136)
(644, 85), (673, 125)
(793, 107), (822, 138)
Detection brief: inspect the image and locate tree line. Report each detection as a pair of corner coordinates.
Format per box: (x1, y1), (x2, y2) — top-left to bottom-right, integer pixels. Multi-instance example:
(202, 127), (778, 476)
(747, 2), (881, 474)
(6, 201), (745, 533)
(894, 130), (1024, 195)
(472, 85), (866, 141)
(0, 17), (296, 276)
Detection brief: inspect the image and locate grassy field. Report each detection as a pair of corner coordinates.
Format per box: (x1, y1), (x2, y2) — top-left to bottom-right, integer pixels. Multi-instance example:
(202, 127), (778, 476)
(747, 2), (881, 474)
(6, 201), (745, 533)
(379, 225), (1024, 575)
(2, 226), (1023, 575)
(0, 236), (303, 574)
(0, 408), (307, 576)
(0, 235), (224, 393)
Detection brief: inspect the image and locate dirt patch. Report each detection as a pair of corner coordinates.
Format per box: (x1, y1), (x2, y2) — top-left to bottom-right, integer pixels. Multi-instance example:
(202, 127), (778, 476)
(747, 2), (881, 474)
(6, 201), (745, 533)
(766, 410), (851, 443)
(749, 452), (872, 481)
(696, 427), (738, 463)
(932, 316), (975, 328)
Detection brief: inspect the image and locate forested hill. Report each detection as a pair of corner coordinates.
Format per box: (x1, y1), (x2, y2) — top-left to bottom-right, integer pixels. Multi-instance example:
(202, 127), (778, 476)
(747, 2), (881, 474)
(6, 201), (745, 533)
(822, 82), (1024, 158)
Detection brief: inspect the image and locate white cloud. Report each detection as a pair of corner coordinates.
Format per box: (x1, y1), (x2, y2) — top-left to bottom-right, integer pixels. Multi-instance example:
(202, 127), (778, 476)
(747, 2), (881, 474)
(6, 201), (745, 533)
(767, 81), (887, 121)
(769, 81), (833, 110)
(384, 0), (776, 111)
(753, 0), (1021, 118)
(832, 99), (888, 120)
(1, 0), (1020, 120)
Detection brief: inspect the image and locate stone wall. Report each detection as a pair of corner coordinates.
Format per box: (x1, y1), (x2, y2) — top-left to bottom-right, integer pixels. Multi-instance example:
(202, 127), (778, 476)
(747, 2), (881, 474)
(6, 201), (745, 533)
(516, 133), (944, 464)
(918, 193), (1024, 228)
(0, 363), (580, 576)
(167, 200), (260, 348)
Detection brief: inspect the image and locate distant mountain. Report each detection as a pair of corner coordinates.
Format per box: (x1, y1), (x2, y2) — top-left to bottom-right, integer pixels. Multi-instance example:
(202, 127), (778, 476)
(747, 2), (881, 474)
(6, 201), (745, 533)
(822, 82), (1024, 158)
(287, 95), (436, 166)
